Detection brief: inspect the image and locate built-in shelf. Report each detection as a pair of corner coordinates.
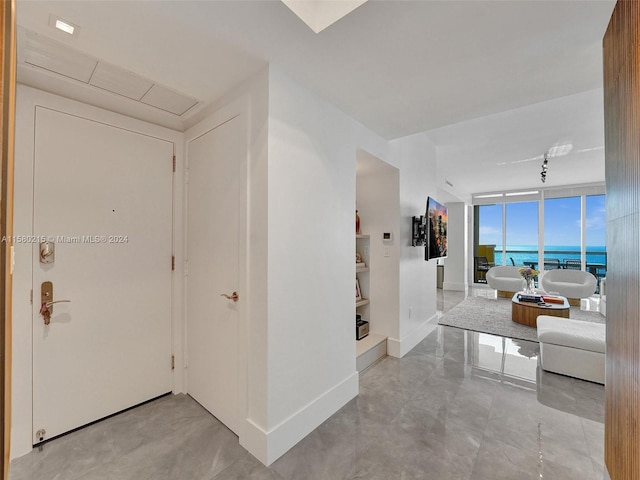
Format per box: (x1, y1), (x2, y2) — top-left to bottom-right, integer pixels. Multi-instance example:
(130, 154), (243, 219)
(356, 298), (369, 308)
(356, 234), (370, 312)
(356, 233), (383, 371)
(356, 332), (387, 372)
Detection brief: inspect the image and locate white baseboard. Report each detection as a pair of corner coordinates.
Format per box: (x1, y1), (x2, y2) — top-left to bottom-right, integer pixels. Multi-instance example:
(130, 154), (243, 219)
(239, 419), (269, 466)
(240, 371), (359, 466)
(387, 313), (438, 358)
(443, 281), (467, 292)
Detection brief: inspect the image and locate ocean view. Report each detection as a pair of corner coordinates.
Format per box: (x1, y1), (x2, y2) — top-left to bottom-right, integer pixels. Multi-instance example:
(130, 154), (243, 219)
(493, 245), (607, 268)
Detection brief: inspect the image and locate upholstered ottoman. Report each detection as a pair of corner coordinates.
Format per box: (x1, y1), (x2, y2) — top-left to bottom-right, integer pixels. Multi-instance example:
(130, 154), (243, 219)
(537, 316), (606, 384)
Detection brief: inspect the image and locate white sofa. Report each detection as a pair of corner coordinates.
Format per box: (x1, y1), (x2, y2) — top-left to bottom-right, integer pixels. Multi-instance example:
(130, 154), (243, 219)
(486, 266), (523, 297)
(537, 316), (605, 384)
(540, 269), (597, 305)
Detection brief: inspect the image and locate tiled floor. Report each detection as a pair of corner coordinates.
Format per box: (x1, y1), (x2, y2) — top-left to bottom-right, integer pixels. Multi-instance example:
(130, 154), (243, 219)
(10, 288), (605, 480)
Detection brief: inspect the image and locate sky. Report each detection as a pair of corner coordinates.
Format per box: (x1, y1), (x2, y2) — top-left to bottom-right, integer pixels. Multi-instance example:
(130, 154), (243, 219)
(478, 195), (606, 247)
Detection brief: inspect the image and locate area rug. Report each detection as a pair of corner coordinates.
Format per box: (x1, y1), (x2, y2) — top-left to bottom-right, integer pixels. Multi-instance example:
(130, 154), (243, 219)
(437, 296), (605, 342)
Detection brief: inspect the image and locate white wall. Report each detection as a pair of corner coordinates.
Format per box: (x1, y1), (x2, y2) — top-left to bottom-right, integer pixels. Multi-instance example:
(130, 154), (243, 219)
(249, 68), (439, 462)
(239, 70), (271, 450)
(442, 202), (468, 292)
(388, 133), (439, 357)
(355, 133), (440, 359)
(260, 68), (388, 463)
(356, 151), (400, 340)
(11, 85), (185, 459)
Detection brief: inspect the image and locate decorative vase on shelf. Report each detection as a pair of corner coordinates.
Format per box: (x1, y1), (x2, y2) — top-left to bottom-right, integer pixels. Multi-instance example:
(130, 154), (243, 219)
(522, 277), (535, 294)
(356, 210), (361, 235)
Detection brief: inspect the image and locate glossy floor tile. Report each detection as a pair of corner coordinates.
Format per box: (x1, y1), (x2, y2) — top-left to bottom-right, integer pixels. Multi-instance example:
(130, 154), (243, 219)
(10, 290), (604, 480)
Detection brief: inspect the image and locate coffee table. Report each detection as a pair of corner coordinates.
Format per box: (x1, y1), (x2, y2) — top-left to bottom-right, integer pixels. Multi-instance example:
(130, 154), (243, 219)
(511, 293), (570, 328)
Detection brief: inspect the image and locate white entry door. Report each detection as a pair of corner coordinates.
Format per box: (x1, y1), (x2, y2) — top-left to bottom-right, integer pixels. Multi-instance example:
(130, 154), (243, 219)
(32, 107), (174, 444)
(186, 116), (242, 434)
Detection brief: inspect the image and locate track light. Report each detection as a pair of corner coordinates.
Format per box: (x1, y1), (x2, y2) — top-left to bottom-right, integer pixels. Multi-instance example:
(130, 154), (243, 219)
(541, 153), (549, 183)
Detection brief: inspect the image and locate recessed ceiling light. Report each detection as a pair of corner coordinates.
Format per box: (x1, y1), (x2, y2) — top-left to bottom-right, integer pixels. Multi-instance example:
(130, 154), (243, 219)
(49, 15), (80, 37)
(474, 193), (504, 199)
(55, 20), (74, 35)
(548, 143), (573, 157)
(505, 191), (539, 197)
(575, 146), (604, 153)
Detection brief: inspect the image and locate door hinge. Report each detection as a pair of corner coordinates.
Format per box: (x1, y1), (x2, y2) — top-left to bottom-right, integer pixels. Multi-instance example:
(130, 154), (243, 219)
(171, 355), (175, 370)
(171, 255), (175, 271)
(172, 155), (176, 172)
(30, 289), (33, 304)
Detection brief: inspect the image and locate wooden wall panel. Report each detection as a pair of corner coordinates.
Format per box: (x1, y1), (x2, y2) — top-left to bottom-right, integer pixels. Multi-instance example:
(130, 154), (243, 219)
(603, 2), (640, 479)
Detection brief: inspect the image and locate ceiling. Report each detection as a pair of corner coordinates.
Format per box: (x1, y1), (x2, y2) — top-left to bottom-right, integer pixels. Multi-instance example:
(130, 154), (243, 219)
(428, 88), (606, 201)
(15, 0), (616, 199)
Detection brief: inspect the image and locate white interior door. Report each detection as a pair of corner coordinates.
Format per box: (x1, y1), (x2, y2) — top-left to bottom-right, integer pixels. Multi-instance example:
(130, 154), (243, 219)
(186, 116), (241, 434)
(32, 107), (174, 443)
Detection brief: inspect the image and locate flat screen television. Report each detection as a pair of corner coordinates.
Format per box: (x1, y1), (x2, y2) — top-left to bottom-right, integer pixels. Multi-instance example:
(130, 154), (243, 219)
(425, 197), (448, 260)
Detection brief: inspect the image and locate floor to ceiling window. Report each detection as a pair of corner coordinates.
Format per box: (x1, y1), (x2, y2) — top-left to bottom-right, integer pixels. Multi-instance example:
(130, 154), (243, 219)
(544, 196), (581, 269)
(475, 204), (502, 281)
(505, 201), (539, 268)
(472, 187), (606, 287)
(474, 202), (502, 278)
(585, 194), (607, 288)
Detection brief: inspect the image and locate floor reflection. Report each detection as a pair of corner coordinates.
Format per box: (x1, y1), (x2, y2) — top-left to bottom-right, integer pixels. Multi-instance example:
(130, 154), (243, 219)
(536, 362), (604, 424)
(465, 331), (539, 383)
(436, 287), (604, 427)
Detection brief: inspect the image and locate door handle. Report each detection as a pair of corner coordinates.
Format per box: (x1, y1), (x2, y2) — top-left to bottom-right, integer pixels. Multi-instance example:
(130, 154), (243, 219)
(220, 291), (239, 302)
(44, 300), (71, 307)
(40, 300), (71, 326)
(40, 281), (71, 325)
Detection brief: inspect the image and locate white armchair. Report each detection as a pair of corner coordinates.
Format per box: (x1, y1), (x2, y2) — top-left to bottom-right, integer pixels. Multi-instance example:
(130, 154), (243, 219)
(486, 266), (523, 297)
(540, 269), (597, 305)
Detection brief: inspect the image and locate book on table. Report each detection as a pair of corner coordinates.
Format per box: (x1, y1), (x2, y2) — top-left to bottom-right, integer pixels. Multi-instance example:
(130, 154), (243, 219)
(517, 293), (544, 303)
(541, 295), (564, 304)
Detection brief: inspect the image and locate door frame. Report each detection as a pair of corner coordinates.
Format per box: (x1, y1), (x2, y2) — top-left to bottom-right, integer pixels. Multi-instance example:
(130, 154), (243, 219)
(1, 0), (16, 477)
(183, 96), (249, 443)
(10, 86), (185, 459)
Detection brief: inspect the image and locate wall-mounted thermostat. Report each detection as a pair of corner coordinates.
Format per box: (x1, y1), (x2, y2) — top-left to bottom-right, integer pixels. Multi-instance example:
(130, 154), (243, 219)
(382, 232), (392, 242)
